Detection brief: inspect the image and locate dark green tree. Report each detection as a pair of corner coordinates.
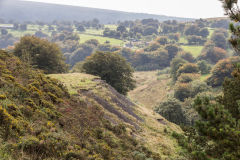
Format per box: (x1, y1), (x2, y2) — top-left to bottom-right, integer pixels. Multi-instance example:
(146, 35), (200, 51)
(82, 51), (136, 95)
(14, 36), (68, 74)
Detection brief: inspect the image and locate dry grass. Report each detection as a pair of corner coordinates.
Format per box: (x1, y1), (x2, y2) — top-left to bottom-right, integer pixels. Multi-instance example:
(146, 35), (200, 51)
(49, 73), (99, 95)
(50, 72), (184, 159)
(129, 71), (183, 159)
(129, 71), (172, 109)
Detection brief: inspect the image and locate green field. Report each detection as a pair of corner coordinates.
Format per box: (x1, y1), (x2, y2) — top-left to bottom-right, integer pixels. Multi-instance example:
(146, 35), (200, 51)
(79, 33), (124, 46)
(7, 29), (36, 37)
(181, 45), (203, 57)
(200, 74), (211, 81)
(179, 36), (188, 44)
(208, 28), (215, 39)
(105, 24), (118, 30)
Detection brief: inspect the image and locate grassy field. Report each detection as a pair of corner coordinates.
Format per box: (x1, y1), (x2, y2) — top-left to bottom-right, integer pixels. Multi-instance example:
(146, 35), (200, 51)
(105, 24), (118, 30)
(181, 45), (203, 57)
(79, 33), (124, 46)
(208, 27), (215, 39)
(7, 29), (36, 37)
(179, 36), (188, 44)
(200, 74), (211, 81)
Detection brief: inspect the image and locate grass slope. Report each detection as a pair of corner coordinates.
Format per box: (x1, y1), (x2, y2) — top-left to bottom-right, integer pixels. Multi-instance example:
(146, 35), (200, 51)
(181, 45), (203, 58)
(51, 73), (184, 160)
(0, 51), (169, 160)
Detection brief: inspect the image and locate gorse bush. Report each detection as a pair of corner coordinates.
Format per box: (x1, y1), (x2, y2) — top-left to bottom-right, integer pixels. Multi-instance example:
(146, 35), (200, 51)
(177, 63), (199, 78)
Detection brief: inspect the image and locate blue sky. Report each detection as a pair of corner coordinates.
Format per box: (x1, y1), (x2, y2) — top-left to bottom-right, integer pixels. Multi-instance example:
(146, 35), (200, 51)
(24, 0), (225, 18)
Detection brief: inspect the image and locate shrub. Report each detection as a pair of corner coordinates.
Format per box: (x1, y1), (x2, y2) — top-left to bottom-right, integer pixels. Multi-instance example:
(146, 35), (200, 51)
(211, 32), (228, 49)
(207, 57), (240, 87)
(170, 58), (187, 81)
(197, 60), (211, 74)
(177, 73), (200, 83)
(154, 98), (187, 125)
(198, 45), (227, 64)
(191, 80), (210, 97)
(178, 51), (195, 63)
(187, 35), (207, 45)
(177, 63), (199, 78)
(14, 36), (68, 74)
(156, 36), (168, 45)
(174, 83), (192, 101)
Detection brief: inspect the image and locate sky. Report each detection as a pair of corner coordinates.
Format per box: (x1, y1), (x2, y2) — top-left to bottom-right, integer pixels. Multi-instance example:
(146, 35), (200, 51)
(24, 0), (226, 18)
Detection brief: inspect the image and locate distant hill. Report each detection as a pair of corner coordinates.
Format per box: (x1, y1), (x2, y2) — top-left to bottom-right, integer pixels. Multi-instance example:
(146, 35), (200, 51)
(0, 0), (194, 23)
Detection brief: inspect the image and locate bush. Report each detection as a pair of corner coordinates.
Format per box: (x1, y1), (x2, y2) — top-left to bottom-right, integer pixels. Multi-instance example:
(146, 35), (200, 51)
(156, 36), (168, 45)
(187, 35), (206, 45)
(211, 32), (228, 49)
(164, 44), (181, 61)
(170, 58), (187, 81)
(198, 45), (227, 64)
(154, 98), (187, 125)
(174, 83), (192, 101)
(178, 51), (195, 63)
(177, 63), (199, 78)
(197, 60), (211, 74)
(177, 73), (200, 83)
(14, 36), (68, 74)
(207, 56), (240, 87)
(191, 80), (210, 97)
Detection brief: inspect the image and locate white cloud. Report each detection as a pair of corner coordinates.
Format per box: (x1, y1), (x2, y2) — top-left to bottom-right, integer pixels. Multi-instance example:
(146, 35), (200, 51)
(23, 0), (225, 18)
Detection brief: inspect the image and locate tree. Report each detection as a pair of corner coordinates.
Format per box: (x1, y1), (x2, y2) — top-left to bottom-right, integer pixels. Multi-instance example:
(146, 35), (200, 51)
(170, 58), (187, 81)
(76, 25), (85, 32)
(211, 32), (228, 49)
(164, 44), (180, 61)
(19, 24), (27, 31)
(175, 2), (240, 159)
(117, 25), (127, 33)
(199, 28), (209, 38)
(198, 45), (227, 64)
(197, 60), (211, 74)
(207, 57), (240, 87)
(156, 36), (168, 45)
(14, 36), (68, 74)
(187, 35), (206, 45)
(35, 31), (48, 38)
(184, 25), (200, 36)
(178, 51), (195, 63)
(82, 51), (136, 95)
(154, 98), (187, 125)
(1, 29), (8, 35)
(177, 63), (199, 78)
(143, 26), (158, 36)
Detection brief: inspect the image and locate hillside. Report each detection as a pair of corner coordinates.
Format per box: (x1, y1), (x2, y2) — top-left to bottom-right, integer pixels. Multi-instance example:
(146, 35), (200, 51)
(0, 0), (193, 23)
(0, 50), (184, 159)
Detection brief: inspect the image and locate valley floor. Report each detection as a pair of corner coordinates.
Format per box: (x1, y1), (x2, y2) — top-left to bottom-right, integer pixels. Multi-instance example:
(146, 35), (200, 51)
(129, 71), (183, 159)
